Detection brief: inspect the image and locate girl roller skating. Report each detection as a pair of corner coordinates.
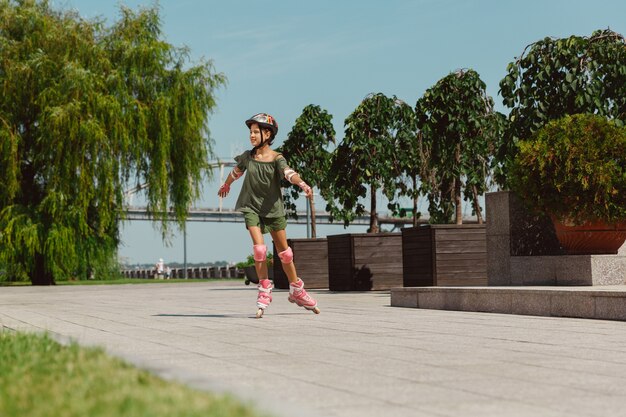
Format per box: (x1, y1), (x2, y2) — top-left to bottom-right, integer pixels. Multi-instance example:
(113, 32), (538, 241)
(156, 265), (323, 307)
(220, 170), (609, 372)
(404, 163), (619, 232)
(218, 113), (320, 318)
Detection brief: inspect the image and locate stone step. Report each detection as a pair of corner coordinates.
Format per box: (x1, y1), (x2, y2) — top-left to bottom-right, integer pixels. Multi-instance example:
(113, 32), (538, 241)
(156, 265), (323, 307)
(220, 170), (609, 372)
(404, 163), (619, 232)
(391, 286), (626, 321)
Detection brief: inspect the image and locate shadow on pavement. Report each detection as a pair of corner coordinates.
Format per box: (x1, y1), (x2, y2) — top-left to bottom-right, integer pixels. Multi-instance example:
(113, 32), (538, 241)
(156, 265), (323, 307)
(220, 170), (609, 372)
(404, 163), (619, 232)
(154, 313), (306, 318)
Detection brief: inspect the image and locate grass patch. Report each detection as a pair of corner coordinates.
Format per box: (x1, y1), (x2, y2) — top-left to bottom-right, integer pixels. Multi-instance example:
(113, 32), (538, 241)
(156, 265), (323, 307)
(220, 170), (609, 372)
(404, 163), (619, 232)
(57, 278), (242, 286)
(0, 331), (269, 417)
(0, 278), (243, 286)
(0, 281), (31, 286)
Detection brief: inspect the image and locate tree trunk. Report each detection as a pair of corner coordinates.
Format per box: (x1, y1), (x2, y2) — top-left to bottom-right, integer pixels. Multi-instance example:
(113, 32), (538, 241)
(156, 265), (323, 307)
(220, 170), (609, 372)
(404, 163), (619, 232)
(309, 196), (317, 238)
(412, 174), (418, 228)
(369, 182), (379, 233)
(472, 184), (484, 224)
(32, 252), (55, 285)
(454, 143), (462, 225)
(454, 176), (462, 224)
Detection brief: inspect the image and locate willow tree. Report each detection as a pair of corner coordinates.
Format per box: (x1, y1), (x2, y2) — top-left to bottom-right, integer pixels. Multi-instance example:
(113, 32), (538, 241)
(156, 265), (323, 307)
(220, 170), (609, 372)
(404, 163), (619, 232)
(326, 93), (414, 232)
(0, 1), (225, 284)
(497, 29), (626, 186)
(278, 105), (335, 238)
(415, 69), (504, 224)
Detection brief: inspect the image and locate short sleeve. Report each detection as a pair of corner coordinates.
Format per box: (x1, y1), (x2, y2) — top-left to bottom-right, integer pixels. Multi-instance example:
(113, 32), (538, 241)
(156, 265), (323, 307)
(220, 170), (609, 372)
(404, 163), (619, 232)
(234, 151), (250, 172)
(275, 155), (289, 172)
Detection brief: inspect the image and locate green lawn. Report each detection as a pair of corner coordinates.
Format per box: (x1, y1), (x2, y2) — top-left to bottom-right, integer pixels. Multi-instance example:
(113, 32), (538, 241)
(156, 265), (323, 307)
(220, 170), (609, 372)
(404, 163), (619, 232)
(0, 331), (269, 417)
(0, 278), (243, 286)
(58, 278), (242, 285)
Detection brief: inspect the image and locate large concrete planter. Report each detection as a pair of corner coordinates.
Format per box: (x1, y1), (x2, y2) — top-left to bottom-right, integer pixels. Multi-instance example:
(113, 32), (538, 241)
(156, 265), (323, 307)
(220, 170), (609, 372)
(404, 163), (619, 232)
(402, 224), (487, 287)
(486, 191), (626, 286)
(272, 238), (328, 289)
(327, 233), (402, 291)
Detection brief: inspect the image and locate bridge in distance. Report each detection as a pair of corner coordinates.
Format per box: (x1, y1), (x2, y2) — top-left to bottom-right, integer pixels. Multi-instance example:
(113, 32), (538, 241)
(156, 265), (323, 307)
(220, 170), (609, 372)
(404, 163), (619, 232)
(123, 160), (476, 226)
(123, 206), (418, 226)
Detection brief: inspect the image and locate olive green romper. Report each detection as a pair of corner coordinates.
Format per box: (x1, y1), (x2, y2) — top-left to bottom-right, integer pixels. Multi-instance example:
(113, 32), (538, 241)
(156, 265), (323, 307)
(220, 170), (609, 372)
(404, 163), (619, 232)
(235, 150), (289, 233)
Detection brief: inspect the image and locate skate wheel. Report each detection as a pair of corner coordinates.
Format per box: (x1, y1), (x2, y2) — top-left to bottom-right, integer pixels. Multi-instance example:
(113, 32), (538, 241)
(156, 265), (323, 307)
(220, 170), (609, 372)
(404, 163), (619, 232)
(245, 279), (250, 286)
(256, 308), (264, 318)
(312, 307), (320, 314)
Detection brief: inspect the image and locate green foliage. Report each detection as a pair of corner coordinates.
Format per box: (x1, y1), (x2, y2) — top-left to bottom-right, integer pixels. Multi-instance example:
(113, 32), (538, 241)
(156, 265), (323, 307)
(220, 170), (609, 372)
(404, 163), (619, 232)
(0, 1), (225, 284)
(383, 99), (420, 223)
(509, 114), (626, 225)
(235, 253), (273, 269)
(415, 69), (504, 224)
(0, 331), (266, 417)
(278, 105), (335, 221)
(71, 237), (124, 281)
(498, 29), (626, 186)
(325, 93), (414, 232)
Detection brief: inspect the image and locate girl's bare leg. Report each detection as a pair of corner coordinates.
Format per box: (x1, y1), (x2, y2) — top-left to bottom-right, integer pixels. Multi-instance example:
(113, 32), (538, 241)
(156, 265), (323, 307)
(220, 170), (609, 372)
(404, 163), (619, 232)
(248, 226), (272, 318)
(271, 229), (319, 313)
(270, 229), (298, 283)
(248, 226), (268, 279)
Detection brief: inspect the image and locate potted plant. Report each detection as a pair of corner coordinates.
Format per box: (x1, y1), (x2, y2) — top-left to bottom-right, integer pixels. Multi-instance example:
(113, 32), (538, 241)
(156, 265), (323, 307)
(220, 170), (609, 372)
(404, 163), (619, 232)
(236, 253), (274, 285)
(509, 113), (626, 254)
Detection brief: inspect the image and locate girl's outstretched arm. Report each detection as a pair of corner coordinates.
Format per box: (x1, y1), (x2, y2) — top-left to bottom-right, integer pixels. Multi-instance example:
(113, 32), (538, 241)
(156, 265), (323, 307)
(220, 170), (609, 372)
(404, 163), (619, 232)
(284, 167), (312, 199)
(218, 167), (243, 197)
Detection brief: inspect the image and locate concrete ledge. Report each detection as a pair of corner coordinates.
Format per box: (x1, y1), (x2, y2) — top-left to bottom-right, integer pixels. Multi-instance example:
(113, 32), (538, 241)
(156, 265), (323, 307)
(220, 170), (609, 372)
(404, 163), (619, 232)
(508, 255), (626, 286)
(391, 286), (626, 321)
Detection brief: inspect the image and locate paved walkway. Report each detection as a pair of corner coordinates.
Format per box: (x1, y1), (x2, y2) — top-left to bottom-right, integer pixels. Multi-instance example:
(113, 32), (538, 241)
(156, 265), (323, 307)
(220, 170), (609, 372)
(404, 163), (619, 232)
(2, 282), (626, 417)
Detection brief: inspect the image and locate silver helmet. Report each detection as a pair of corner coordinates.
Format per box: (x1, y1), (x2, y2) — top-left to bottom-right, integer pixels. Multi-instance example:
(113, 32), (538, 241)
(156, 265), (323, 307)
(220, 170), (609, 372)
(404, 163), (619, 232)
(245, 113), (278, 137)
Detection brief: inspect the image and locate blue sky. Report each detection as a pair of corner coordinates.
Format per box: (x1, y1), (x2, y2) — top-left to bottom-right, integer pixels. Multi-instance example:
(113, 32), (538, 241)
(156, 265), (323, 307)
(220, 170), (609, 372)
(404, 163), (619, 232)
(59, 0), (626, 266)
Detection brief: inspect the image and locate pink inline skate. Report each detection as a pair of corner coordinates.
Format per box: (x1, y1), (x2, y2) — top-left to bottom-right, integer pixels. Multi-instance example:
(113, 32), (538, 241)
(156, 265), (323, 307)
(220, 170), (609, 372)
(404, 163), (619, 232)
(288, 278), (320, 314)
(256, 279), (273, 318)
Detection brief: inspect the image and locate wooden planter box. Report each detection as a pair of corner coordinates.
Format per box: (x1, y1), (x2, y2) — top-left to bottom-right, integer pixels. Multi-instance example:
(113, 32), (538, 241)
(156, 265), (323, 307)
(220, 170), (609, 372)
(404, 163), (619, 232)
(327, 233), (402, 291)
(402, 224), (487, 287)
(272, 238), (329, 290)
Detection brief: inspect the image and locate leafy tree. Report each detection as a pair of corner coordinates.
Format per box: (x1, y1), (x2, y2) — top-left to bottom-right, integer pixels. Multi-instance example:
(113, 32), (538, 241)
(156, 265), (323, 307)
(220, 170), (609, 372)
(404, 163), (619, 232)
(0, 1), (225, 284)
(497, 29), (626, 186)
(325, 93), (414, 233)
(415, 69), (504, 224)
(278, 105), (335, 238)
(384, 105), (420, 227)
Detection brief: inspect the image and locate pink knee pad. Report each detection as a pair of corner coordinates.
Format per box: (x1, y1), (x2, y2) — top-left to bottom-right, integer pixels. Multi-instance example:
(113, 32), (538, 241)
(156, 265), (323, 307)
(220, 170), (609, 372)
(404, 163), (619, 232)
(253, 244), (267, 262)
(278, 247), (293, 264)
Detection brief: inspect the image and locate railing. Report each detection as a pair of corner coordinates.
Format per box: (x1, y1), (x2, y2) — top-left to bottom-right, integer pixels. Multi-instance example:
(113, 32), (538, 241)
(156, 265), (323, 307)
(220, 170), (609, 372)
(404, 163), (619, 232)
(120, 265), (243, 279)
(123, 159), (425, 226)
(122, 206), (418, 225)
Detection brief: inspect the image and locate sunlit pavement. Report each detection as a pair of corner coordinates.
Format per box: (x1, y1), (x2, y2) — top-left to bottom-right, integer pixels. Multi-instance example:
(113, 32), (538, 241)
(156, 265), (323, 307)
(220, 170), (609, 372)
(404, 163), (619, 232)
(2, 282), (626, 417)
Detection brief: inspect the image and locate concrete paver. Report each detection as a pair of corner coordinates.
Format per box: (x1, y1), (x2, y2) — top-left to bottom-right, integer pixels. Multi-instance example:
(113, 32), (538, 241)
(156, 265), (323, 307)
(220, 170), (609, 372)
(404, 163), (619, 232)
(2, 282), (626, 417)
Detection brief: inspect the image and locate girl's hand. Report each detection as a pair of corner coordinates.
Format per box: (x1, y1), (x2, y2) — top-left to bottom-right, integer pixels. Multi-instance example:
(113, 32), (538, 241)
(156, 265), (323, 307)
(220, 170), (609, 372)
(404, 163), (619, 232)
(218, 183), (230, 197)
(298, 181), (313, 199)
